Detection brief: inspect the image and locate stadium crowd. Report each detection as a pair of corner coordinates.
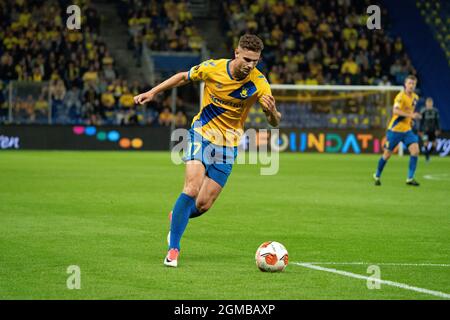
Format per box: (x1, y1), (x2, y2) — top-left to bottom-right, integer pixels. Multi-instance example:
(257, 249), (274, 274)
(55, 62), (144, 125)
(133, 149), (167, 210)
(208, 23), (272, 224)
(0, 0), (424, 130)
(0, 0), (189, 127)
(221, 0), (417, 86)
(117, 0), (204, 66)
(221, 0), (418, 129)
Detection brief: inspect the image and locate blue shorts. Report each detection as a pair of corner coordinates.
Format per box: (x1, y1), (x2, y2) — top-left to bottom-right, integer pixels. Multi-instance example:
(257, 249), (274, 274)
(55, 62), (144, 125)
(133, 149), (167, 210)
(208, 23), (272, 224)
(182, 129), (238, 188)
(385, 130), (419, 151)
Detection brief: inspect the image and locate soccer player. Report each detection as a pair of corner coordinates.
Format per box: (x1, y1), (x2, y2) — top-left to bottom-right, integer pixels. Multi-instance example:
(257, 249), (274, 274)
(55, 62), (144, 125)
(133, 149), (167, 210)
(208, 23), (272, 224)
(419, 97), (441, 162)
(373, 75), (422, 186)
(134, 35), (281, 267)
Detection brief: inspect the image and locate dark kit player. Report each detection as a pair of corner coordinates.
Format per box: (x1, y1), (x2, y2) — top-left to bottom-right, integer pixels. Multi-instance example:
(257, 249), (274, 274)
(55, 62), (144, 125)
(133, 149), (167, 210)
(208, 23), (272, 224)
(419, 97), (441, 162)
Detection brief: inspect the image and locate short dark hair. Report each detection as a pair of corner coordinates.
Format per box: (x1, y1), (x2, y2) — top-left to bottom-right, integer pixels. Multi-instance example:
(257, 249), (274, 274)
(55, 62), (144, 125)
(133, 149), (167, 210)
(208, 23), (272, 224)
(238, 34), (264, 52)
(405, 75), (417, 82)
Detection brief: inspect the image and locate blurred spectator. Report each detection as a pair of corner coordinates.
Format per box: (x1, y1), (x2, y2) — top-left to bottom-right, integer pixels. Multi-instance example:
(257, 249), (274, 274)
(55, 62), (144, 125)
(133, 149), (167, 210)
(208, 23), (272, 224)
(341, 54), (360, 84)
(0, 54), (17, 80)
(0, 81), (7, 122)
(163, 94), (185, 113)
(83, 82), (100, 122)
(50, 79), (67, 122)
(65, 86), (83, 124)
(14, 95), (35, 124)
(158, 107), (173, 126)
(377, 76), (392, 86)
(174, 110), (187, 128)
(121, 0), (203, 67)
(119, 88), (135, 109)
(130, 80), (143, 96)
(35, 94), (49, 123)
(82, 65), (99, 86)
(101, 87), (116, 124)
(103, 64), (116, 82)
(85, 3), (101, 34)
(144, 105), (159, 125)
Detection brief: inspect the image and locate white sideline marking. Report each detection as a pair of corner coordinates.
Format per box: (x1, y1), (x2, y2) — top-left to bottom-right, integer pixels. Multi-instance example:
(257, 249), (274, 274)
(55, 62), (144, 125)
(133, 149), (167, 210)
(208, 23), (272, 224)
(293, 263), (450, 299)
(299, 262), (450, 267)
(423, 173), (450, 181)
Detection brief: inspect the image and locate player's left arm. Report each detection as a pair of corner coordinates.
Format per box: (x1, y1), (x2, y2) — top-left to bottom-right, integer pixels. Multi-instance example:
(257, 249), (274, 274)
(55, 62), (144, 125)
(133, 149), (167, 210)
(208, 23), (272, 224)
(134, 72), (190, 104)
(258, 80), (281, 127)
(260, 94), (281, 127)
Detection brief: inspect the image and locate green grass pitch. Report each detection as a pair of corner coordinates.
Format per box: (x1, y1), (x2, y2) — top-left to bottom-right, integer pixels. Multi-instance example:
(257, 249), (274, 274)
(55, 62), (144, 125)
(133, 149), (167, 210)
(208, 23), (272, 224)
(0, 151), (449, 299)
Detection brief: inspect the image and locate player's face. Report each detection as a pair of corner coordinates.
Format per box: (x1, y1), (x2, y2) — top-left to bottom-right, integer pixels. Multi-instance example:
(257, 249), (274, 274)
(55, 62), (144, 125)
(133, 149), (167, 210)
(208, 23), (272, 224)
(234, 47), (261, 78)
(404, 79), (416, 93)
(426, 99), (433, 109)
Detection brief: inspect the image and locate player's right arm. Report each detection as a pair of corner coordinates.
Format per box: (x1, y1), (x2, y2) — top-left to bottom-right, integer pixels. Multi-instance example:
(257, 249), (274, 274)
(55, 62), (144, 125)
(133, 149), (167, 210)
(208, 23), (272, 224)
(134, 72), (190, 105)
(393, 106), (421, 119)
(392, 93), (421, 119)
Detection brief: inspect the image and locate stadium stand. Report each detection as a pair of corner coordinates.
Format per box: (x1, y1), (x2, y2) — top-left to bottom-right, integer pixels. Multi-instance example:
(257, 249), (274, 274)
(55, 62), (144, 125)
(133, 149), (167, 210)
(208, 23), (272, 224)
(221, 0), (416, 86)
(220, 0), (422, 129)
(1, 0), (448, 130)
(116, 0), (203, 55)
(0, 0), (190, 126)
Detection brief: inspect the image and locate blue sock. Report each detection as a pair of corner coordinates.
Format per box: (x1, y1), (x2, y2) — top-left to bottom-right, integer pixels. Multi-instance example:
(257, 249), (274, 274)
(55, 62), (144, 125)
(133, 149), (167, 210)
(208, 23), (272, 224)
(408, 156), (418, 179)
(169, 193), (197, 250)
(376, 157), (387, 178)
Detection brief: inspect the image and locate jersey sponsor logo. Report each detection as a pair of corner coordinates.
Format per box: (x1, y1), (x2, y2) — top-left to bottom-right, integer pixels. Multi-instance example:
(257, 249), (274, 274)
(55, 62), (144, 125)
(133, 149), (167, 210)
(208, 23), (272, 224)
(198, 103), (227, 125)
(210, 94), (244, 108)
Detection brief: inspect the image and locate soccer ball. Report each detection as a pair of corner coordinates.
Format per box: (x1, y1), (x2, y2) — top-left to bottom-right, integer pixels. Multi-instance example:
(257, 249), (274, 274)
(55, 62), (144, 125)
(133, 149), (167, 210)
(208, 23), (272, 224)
(255, 241), (288, 272)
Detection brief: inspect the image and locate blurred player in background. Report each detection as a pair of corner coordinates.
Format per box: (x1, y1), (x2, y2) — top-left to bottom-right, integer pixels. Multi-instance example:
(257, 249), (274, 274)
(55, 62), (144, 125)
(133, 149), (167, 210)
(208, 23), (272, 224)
(134, 35), (281, 267)
(373, 75), (422, 186)
(419, 97), (441, 162)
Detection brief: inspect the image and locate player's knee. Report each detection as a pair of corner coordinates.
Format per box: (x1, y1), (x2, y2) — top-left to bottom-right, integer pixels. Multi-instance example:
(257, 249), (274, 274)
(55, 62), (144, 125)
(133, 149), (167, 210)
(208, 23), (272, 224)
(383, 151), (392, 160)
(183, 184), (200, 198)
(196, 199), (212, 213)
(409, 144), (420, 156)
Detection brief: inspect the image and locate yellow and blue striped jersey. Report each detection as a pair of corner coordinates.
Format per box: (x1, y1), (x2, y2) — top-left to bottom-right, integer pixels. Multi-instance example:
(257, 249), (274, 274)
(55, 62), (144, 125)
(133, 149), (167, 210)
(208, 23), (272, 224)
(387, 90), (419, 132)
(188, 59), (271, 146)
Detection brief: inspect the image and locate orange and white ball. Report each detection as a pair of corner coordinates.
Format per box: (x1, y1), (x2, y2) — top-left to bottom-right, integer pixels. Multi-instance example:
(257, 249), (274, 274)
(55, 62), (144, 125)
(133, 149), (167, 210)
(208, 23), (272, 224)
(255, 241), (288, 272)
